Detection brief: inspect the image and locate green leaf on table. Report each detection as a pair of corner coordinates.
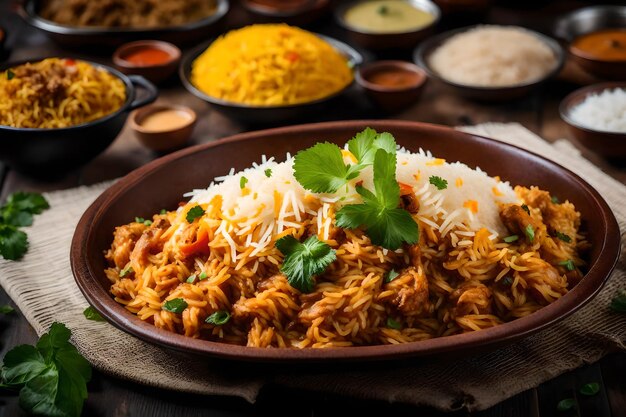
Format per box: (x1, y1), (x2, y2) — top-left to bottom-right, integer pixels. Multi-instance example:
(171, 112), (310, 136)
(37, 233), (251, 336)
(5, 192), (49, 215)
(276, 235), (336, 293)
(0, 225), (28, 260)
(0, 304), (15, 314)
(556, 398), (576, 412)
(579, 382), (600, 396)
(610, 290), (626, 313)
(83, 307), (105, 322)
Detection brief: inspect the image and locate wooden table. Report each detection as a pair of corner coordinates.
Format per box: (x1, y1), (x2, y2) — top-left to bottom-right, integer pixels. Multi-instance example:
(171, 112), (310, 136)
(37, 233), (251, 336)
(1, 1), (624, 416)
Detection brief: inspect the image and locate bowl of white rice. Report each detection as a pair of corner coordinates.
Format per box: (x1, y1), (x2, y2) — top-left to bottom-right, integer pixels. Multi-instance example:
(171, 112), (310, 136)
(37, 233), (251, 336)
(414, 25), (564, 101)
(559, 82), (626, 158)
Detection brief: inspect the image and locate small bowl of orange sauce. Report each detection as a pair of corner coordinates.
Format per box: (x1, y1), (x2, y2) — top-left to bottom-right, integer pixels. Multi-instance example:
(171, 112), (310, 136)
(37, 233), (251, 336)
(569, 29), (626, 81)
(129, 104), (196, 152)
(356, 60), (427, 114)
(113, 40), (181, 84)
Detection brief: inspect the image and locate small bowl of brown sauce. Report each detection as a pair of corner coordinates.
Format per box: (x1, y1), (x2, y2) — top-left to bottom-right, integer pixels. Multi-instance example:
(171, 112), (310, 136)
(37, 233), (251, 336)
(569, 29), (626, 81)
(113, 40), (181, 84)
(356, 60), (427, 113)
(129, 104), (196, 152)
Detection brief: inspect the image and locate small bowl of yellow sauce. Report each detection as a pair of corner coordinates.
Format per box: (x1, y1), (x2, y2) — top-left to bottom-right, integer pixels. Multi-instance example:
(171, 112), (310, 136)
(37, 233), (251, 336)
(569, 29), (626, 80)
(336, 0), (440, 50)
(129, 104), (196, 152)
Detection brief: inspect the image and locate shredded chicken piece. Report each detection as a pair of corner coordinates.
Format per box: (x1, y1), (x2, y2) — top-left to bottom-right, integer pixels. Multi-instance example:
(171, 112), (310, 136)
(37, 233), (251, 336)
(450, 283), (493, 316)
(130, 218), (170, 267)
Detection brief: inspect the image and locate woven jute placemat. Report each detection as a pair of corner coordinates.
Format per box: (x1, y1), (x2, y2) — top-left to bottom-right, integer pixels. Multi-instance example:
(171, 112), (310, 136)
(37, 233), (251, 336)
(1, 123), (624, 411)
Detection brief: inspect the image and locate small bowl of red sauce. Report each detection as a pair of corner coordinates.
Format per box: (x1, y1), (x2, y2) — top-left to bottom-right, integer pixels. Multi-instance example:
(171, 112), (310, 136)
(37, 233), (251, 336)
(356, 60), (427, 114)
(113, 40), (181, 84)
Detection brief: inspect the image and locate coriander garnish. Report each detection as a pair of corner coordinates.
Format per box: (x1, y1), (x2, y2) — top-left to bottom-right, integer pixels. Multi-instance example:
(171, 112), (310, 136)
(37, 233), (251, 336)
(384, 269), (400, 283)
(205, 311), (230, 325)
(240, 176), (248, 189)
(558, 259), (575, 271)
(275, 235), (336, 293)
(186, 205), (205, 223)
(119, 265), (133, 278)
(162, 298), (187, 313)
(386, 317), (401, 329)
(429, 175), (448, 190)
(503, 235), (518, 243)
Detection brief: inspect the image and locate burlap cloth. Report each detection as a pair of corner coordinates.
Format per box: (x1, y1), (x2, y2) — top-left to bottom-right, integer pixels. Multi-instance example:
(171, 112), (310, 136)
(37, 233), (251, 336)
(1, 123), (625, 412)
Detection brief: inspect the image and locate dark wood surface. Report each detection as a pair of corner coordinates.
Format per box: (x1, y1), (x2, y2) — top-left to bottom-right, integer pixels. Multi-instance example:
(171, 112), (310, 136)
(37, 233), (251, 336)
(1, 1), (625, 416)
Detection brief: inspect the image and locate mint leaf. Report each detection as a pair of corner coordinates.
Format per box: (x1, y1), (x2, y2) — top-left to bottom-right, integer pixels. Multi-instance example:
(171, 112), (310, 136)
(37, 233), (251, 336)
(186, 205), (204, 223)
(0, 225), (28, 260)
(162, 298), (187, 313)
(83, 307), (105, 322)
(293, 142), (356, 193)
(205, 311), (230, 325)
(429, 176), (448, 190)
(276, 235), (336, 293)
(1, 345), (47, 386)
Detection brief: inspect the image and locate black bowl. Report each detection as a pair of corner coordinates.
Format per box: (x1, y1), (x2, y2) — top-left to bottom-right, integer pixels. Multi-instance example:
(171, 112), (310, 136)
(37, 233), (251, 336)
(0, 59), (158, 176)
(15, 0), (229, 48)
(554, 5), (626, 42)
(414, 25), (565, 101)
(179, 34), (363, 124)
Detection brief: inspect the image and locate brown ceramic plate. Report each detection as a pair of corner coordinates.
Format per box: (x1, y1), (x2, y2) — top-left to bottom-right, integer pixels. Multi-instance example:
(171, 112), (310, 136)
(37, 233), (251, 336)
(70, 120), (620, 363)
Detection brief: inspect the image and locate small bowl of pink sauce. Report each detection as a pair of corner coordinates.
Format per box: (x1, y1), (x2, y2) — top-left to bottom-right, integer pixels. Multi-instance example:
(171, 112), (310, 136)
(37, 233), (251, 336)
(113, 40), (181, 84)
(129, 104), (196, 152)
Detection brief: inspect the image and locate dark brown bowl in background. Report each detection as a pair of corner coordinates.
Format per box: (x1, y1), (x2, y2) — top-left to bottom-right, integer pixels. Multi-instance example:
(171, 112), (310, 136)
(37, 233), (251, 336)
(71, 120), (620, 363)
(414, 25), (565, 101)
(113, 40), (181, 84)
(129, 104), (196, 152)
(335, 0), (441, 51)
(242, 0), (330, 26)
(559, 82), (626, 159)
(356, 60), (427, 114)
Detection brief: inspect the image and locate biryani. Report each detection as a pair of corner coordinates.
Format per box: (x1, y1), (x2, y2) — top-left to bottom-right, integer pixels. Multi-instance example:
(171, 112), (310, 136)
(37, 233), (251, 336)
(105, 129), (586, 348)
(0, 58), (126, 129)
(190, 24), (354, 106)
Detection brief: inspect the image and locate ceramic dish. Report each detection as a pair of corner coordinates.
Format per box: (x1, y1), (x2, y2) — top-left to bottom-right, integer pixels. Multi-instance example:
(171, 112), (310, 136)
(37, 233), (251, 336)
(0, 59), (157, 176)
(113, 40), (181, 84)
(129, 104), (196, 152)
(242, 0), (330, 26)
(559, 82), (626, 159)
(15, 0), (229, 48)
(414, 25), (565, 101)
(71, 120), (620, 362)
(179, 35), (362, 124)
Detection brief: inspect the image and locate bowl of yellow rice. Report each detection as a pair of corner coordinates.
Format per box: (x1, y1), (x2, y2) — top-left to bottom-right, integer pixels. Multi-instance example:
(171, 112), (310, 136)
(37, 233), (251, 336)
(180, 24), (362, 124)
(0, 57), (157, 176)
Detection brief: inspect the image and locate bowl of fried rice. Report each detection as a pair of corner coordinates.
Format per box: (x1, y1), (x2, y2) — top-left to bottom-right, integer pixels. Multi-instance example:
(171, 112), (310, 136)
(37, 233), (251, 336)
(0, 57), (158, 175)
(70, 120), (620, 362)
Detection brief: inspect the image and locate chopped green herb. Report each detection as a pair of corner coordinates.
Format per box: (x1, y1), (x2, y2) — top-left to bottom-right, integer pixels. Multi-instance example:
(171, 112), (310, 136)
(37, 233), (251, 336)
(557, 398), (576, 412)
(293, 142), (359, 193)
(186, 205), (205, 223)
(7, 69), (14, 80)
(143, 220), (152, 226)
(503, 235), (519, 243)
(0, 192), (49, 260)
(0, 304), (15, 314)
(559, 259), (575, 271)
(205, 311), (231, 325)
(551, 195), (560, 204)
(162, 298), (187, 314)
(186, 274), (196, 283)
(83, 306), (105, 322)
(501, 276), (514, 286)
(429, 176), (448, 190)
(0, 322), (91, 417)
(610, 290), (626, 313)
(524, 224), (535, 243)
(275, 235), (336, 293)
(384, 269), (400, 283)
(135, 217), (145, 223)
(160, 209), (167, 215)
(336, 149), (419, 250)
(240, 176), (248, 189)
(386, 317), (401, 329)
(0, 225), (28, 261)
(555, 231), (572, 243)
(264, 169), (272, 178)
(119, 265), (133, 278)
(377, 4), (389, 15)
(521, 204), (530, 215)
(198, 271), (208, 280)
(579, 382), (600, 396)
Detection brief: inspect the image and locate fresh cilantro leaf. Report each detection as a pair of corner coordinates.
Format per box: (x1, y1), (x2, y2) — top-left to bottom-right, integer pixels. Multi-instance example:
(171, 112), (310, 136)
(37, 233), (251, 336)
(555, 231), (572, 243)
(0, 304), (15, 314)
(0, 225), (28, 260)
(503, 235), (519, 243)
(1, 207), (33, 227)
(524, 224), (535, 243)
(386, 318), (401, 329)
(205, 311), (230, 325)
(198, 271), (208, 280)
(551, 195), (560, 204)
(0, 322), (91, 417)
(347, 128), (396, 167)
(134, 217), (145, 223)
(579, 382), (600, 396)
(186, 205), (205, 223)
(83, 307), (105, 322)
(240, 176), (248, 189)
(162, 298), (187, 313)
(186, 274), (196, 283)
(559, 259), (575, 271)
(384, 269), (399, 283)
(275, 235), (336, 293)
(293, 142), (358, 193)
(6, 192), (49, 214)
(7, 69), (15, 80)
(429, 176), (448, 190)
(557, 398), (576, 412)
(521, 204), (530, 215)
(610, 290), (626, 313)
(160, 209), (167, 215)
(143, 220), (152, 226)
(264, 169), (272, 178)
(336, 149), (419, 250)
(119, 265), (133, 278)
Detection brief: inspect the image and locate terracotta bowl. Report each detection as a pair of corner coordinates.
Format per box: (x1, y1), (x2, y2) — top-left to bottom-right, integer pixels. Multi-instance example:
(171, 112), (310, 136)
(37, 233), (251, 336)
(414, 25), (565, 101)
(113, 40), (181, 84)
(129, 104), (196, 152)
(335, 0), (441, 51)
(559, 82), (626, 159)
(242, 0), (330, 25)
(71, 120), (620, 363)
(356, 60), (427, 114)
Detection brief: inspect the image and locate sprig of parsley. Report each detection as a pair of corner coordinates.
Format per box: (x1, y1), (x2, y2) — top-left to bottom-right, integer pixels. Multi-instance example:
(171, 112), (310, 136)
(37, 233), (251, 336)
(0, 192), (49, 260)
(205, 311), (230, 325)
(0, 322), (91, 417)
(336, 149), (419, 250)
(162, 298), (187, 313)
(186, 205), (205, 223)
(429, 176), (448, 190)
(275, 235), (336, 293)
